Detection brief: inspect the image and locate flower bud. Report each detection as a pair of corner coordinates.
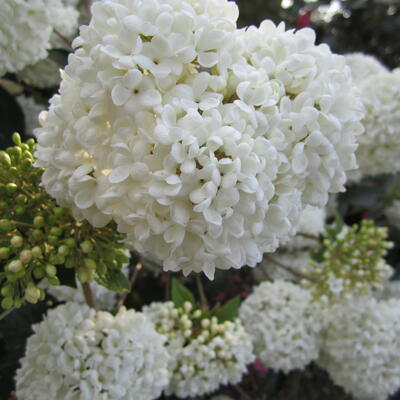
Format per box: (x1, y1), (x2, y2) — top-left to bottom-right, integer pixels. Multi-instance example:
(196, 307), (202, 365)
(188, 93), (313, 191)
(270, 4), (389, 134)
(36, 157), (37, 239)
(84, 258), (96, 270)
(20, 250), (32, 264)
(10, 236), (23, 248)
(0, 219), (14, 233)
(8, 260), (23, 273)
(0, 151), (11, 167)
(31, 246), (42, 258)
(45, 264), (57, 277)
(80, 240), (93, 254)
(1, 297), (13, 310)
(0, 247), (10, 260)
(33, 216), (45, 228)
(12, 132), (22, 146)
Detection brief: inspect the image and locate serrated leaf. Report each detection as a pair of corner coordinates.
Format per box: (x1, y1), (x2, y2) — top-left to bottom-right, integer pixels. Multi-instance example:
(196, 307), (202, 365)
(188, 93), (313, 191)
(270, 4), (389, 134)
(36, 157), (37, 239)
(171, 278), (195, 308)
(213, 296), (240, 323)
(96, 268), (130, 293)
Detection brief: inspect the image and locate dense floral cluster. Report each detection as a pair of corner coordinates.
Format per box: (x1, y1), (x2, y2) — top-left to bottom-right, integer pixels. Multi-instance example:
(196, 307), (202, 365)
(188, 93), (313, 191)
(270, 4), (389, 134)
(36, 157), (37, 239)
(319, 297), (400, 400)
(346, 54), (400, 180)
(344, 53), (388, 84)
(143, 300), (254, 398)
(0, 0), (78, 76)
(0, 136), (129, 310)
(16, 303), (170, 400)
(239, 280), (322, 372)
(34, 0), (364, 279)
(302, 220), (393, 301)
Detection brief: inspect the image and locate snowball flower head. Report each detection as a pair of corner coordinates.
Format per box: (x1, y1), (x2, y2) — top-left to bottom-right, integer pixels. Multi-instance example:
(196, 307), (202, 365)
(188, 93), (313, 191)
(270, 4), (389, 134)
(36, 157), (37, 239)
(35, 0), (364, 279)
(239, 280), (322, 372)
(319, 297), (400, 400)
(143, 301), (254, 398)
(348, 68), (400, 180)
(345, 53), (389, 84)
(16, 303), (170, 400)
(0, 0), (78, 76)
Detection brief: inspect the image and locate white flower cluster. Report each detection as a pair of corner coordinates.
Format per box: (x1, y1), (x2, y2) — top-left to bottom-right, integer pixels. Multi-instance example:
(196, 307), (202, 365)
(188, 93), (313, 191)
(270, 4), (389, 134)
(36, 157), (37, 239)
(34, 0), (364, 279)
(16, 95), (46, 136)
(0, 0), (78, 76)
(16, 303), (170, 400)
(239, 280), (322, 373)
(345, 53), (388, 84)
(319, 297), (400, 400)
(143, 301), (254, 398)
(346, 55), (400, 180)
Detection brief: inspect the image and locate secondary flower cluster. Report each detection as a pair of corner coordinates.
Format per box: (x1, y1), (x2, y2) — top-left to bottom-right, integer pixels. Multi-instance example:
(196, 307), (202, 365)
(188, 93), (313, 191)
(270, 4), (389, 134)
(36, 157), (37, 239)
(0, 136), (129, 310)
(302, 219), (393, 301)
(35, 0), (364, 279)
(345, 54), (400, 181)
(15, 303), (170, 400)
(239, 280), (322, 372)
(0, 0), (78, 76)
(143, 300), (254, 398)
(319, 296), (400, 400)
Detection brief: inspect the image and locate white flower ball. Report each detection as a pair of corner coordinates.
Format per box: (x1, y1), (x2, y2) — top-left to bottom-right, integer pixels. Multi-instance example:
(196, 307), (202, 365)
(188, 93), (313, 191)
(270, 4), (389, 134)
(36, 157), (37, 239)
(16, 303), (170, 400)
(239, 280), (322, 373)
(143, 301), (255, 398)
(319, 297), (400, 400)
(16, 95), (46, 136)
(348, 69), (400, 180)
(345, 53), (389, 85)
(0, 0), (78, 76)
(35, 0), (364, 279)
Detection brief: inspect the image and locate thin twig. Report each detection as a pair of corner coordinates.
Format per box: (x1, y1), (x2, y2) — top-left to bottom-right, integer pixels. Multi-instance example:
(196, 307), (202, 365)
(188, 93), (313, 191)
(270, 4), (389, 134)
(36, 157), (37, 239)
(233, 384), (252, 400)
(0, 307), (14, 321)
(297, 232), (321, 243)
(265, 255), (318, 282)
(81, 282), (95, 309)
(196, 274), (208, 310)
(117, 262), (142, 309)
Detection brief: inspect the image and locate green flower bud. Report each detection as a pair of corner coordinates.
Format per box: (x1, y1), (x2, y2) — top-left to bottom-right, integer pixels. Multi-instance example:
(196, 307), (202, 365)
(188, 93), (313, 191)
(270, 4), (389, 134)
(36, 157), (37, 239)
(0, 151), (11, 167)
(77, 268), (90, 283)
(33, 216), (45, 228)
(8, 260), (23, 273)
(12, 132), (22, 146)
(80, 240), (93, 254)
(31, 246), (42, 258)
(47, 235), (58, 246)
(10, 236), (23, 248)
(0, 247), (10, 260)
(15, 206), (25, 216)
(13, 297), (23, 308)
(31, 229), (44, 241)
(84, 258), (96, 270)
(1, 285), (13, 297)
(57, 245), (69, 256)
(50, 227), (63, 237)
(6, 183), (17, 194)
(65, 256), (75, 269)
(48, 276), (60, 286)
(24, 283), (41, 304)
(45, 264), (57, 277)
(0, 219), (14, 233)
(16, 194), (27, 204)
(33, 267), (45, 279)
(19, 249), (32, 264)
(1, 297), (13, 310)
(64, 238), (75, 248)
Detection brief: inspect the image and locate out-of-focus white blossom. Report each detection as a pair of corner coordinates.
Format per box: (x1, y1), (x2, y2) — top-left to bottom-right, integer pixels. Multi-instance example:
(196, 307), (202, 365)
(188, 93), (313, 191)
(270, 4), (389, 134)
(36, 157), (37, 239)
(282, 205), (326, 251)
(239, 280), (322, 373)
(345, 53), (389, 84)
(35, 0), (364, 279)
(16, 302), (170, 400)
(144, 301), (254, 398)
(384, 200), (400, 230)
(253, 250), (312, 282)
(319, 297), (400, 400)
(0, 0), (78, 76)
(347, 67), (400, 181)
(18, 58), (62, 89)
(16, 95), (46, 136)
(375, 279), (400, 301)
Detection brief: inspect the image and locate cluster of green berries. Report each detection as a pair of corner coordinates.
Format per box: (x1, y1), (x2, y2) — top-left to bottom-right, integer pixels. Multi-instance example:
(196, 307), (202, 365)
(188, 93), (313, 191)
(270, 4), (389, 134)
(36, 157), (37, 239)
(302, 219), (393, 302)
(0, 134), (129, 310)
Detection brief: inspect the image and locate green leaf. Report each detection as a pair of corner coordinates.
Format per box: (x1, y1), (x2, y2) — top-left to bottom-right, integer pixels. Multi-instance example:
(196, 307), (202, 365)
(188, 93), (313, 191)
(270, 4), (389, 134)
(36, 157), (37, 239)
(96, 268), (130, 293)
(213, 296), (240, 323)
(171, 278), (195, 308)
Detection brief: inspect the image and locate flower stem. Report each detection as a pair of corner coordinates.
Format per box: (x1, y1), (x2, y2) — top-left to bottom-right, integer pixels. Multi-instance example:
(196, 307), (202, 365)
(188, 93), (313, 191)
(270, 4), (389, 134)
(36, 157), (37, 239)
(117, 261), (142, 308)
(196, 274), (208, 310)
(81, 282), (95, 309)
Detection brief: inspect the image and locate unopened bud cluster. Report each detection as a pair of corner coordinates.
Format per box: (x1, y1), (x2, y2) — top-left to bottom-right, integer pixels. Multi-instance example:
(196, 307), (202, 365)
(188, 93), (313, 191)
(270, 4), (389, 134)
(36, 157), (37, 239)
(302, 220), (393, 301)
(0, 134), (128, 310)
(143, 301), (254, 398)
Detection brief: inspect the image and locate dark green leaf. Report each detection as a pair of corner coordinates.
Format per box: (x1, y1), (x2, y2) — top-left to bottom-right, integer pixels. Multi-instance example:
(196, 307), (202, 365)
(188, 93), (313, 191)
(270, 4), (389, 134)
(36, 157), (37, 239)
(96, 268), (130, 293)
(213, 296), (240, 323)
(171, 278), (195, 308)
